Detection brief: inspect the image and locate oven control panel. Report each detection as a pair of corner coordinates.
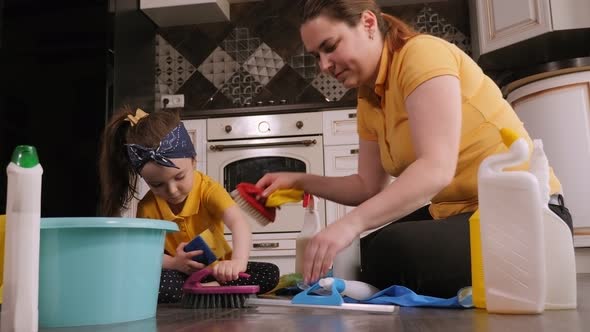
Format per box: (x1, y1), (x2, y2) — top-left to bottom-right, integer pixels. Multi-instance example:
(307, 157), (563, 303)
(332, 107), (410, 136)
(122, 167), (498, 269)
(207, 112), (324, 140)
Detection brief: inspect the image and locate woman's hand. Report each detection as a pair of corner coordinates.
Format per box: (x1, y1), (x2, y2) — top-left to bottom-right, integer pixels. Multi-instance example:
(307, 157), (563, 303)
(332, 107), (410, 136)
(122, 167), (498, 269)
(172, 242), (205, 275)
(255, 172), (304, 197)
(303, 220), (360, 284)
(211, 258), (248, 283)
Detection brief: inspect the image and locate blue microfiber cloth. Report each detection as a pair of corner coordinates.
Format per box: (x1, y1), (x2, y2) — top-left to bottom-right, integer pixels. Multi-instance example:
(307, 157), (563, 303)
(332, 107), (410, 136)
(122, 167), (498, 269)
(183, 235), (217, 266)
(342, 285), (473, 309)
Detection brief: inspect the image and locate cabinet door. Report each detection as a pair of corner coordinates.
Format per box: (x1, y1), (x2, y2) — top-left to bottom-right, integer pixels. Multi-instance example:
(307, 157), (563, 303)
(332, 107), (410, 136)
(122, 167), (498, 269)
(324, 145), (359, 225)
(182, 119), (207, 173)
(322, 109), (358, 146)
(470, 0), (551, 56)
(507, 71), (590, 232)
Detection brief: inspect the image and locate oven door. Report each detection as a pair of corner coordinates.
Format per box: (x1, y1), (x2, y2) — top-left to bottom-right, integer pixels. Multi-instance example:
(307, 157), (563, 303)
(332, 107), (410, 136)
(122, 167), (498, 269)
(207, 135), (325, 234)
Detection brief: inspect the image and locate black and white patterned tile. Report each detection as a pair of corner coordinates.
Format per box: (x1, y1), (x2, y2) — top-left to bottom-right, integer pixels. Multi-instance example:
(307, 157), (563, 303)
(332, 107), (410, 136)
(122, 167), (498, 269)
(220, 27), (261, 64)
(243, 43), (286, 86)
(220, 68), (264, 106)
(197, 46), (240, 89)
(412, 5), (471, 55)
(289, 44), (318, 81)
(310, 72), (349, 102)
(155, 34), (197, 94)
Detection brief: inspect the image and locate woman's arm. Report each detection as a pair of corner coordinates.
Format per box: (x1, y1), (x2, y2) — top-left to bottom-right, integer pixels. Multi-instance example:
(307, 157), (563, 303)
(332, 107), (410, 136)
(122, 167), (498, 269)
(303, 75), (462, 282)
(257, 140), (389, 206)
(343, 75), (462, 233)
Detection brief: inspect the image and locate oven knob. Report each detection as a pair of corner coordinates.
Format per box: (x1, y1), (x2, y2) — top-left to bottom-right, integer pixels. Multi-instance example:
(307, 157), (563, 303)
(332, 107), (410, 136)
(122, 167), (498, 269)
(258, 121), (270, 133)
(296, 121), (304, 129)
(224, 125), (232, 133)
(268, 100), (275, 105)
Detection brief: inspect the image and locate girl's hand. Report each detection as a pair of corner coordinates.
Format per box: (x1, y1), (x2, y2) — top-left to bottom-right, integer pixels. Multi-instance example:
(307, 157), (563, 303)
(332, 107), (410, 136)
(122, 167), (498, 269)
(255, 172), (304, 197)
(303, 221), (359, 284)
(173, 242), (205, 275)
(211, 258), (248, 283)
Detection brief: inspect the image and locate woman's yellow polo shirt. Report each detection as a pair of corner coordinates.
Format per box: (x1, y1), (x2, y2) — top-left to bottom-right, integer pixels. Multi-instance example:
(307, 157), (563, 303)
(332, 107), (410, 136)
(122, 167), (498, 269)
(137, 171), (235, 261)
(357, 34), (561, 219)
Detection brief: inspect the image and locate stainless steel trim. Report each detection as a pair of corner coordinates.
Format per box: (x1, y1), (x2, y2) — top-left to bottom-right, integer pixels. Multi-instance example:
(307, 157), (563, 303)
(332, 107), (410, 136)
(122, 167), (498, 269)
(209, 139), (317, 151)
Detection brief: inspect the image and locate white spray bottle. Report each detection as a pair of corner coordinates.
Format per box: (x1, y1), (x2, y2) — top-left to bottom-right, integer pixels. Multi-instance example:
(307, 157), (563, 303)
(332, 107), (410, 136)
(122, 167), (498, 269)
(295, 194), (321, 274)
(1, 145), (43, 332)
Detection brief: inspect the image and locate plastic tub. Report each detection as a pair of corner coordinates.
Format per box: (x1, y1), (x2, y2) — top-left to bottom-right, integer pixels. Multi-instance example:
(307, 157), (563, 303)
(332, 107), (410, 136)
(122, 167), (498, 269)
(38, 217), (178, 328)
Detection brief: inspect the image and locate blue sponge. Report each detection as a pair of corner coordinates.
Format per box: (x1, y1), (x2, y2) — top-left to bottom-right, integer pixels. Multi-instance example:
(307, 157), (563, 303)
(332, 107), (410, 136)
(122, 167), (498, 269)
(183, 235), (218, 266)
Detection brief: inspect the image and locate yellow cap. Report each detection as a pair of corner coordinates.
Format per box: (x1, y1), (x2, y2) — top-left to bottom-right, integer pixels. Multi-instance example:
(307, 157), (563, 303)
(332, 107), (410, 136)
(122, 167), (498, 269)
(500, 128), (520, 147)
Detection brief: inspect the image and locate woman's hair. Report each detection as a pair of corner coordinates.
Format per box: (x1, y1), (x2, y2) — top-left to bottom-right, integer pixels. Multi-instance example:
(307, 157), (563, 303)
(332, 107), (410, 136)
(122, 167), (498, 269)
(98, 107), (181, 217)
(301, 0), (417, 52)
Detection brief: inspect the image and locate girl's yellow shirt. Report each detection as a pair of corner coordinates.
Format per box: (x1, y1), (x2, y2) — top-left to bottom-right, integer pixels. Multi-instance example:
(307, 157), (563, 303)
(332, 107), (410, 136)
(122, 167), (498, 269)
(137, 171), (235, 261)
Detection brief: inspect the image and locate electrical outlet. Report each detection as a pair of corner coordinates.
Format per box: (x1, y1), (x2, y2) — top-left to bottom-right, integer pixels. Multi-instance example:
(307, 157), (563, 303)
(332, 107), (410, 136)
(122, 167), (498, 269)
(161, 94), (184, 108)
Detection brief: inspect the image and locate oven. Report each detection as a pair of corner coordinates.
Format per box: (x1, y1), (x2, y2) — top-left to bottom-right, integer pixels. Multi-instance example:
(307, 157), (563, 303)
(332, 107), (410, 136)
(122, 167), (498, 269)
(206, 112), (326, 235)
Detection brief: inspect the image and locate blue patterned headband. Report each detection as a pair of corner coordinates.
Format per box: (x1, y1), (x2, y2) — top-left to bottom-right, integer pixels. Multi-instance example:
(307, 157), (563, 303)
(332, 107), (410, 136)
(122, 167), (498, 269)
(126, 122), (196, 173)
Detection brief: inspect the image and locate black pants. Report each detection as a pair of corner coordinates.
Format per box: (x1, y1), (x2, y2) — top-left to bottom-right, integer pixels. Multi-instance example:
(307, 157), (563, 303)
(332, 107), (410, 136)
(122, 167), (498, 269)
(158, 261), (280, 304)
(360, 197), (573, 298)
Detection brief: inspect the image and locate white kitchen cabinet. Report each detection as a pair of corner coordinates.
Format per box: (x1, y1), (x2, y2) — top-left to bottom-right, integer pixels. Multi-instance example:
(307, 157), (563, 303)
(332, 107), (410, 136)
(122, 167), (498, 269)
(506, 70), (590, 246)
(225, 233), (297, 275)
(120, 118), (207, 218)
(323, 109), (362, 279)
(182, 119), (207, 174)
(469, 0), (590, 57)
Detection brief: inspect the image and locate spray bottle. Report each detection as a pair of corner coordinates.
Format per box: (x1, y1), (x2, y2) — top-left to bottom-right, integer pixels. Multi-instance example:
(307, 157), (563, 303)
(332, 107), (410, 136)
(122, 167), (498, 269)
(318, 277), (380, 300)
(295, 194), (321, 274)
(1, 145), (43, 332)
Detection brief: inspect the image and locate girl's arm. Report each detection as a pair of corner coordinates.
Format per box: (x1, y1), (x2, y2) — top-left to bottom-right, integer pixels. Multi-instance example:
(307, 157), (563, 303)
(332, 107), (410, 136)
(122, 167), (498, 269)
(222, 205), (251, 262)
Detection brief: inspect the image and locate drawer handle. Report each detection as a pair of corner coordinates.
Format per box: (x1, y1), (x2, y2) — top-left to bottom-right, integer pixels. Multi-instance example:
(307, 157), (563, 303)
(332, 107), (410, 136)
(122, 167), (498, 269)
(348, 113), (357, 119)
(253, 242), (279, 249)
(350, 149), (359, 155)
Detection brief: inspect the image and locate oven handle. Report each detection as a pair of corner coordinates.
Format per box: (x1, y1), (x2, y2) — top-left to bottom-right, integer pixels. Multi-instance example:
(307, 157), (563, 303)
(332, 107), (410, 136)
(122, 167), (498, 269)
(209, 139), (317, 151)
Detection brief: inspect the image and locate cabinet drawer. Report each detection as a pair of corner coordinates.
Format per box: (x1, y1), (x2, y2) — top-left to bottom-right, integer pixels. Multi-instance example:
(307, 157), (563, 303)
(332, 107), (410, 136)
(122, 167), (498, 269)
(323, 109), (359, 146)
(324, 145), (359, 176)
(225, 233), (296, 257)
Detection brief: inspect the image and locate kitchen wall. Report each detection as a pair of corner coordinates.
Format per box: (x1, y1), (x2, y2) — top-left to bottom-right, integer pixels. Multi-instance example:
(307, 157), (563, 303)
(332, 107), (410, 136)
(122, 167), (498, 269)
(151, 0), (472, 113)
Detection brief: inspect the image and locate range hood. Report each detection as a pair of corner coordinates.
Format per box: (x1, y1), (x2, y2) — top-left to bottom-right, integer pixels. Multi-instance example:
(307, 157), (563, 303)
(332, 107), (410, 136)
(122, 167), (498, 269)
(140, 0), (232, 27)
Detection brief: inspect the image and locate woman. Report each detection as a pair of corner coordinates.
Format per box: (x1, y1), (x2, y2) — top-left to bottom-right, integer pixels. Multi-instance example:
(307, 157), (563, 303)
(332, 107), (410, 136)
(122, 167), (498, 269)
(256, 0), (572, 297)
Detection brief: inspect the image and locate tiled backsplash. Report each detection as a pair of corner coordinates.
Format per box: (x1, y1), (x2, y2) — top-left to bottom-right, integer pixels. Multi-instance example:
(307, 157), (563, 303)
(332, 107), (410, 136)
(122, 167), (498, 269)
(154, 0), (471, 112)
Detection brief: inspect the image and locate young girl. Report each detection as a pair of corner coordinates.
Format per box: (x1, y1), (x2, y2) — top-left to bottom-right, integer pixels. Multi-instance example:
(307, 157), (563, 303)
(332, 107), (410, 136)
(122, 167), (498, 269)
(98, 107), (279, 303)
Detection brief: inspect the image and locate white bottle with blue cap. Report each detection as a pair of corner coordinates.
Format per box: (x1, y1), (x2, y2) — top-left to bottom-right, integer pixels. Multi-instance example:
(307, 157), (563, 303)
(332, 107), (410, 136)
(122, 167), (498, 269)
(1, 145), (43, 332)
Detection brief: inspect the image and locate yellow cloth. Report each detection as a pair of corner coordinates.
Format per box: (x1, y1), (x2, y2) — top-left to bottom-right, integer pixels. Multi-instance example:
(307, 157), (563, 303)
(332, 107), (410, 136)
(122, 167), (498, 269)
(357, 34), (562, 219)
(265, 189), (304, 208)
(137, 171), (235, 261)
(0, 214), (5, 303)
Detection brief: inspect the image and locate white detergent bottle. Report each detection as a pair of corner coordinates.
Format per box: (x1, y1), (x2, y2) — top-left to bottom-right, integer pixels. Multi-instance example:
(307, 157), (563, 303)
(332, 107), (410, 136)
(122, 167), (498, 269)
(318, 277), (380, 301)
(529, 140), (577, 310)
(1, 145), (43, 332)
(478, 129), (546, 314)
(295, 194), (322, 274)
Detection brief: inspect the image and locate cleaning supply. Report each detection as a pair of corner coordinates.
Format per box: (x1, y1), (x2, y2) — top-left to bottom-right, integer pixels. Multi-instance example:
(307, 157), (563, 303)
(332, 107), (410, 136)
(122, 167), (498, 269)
(531, 140), (577, 310)
(182, 268), (259, 309)
(231, 183), (276, 226)
(0, 214), (6, 304)
(477, 128), (576, 314)
(245, 280), (397, 313)
(295, 194), (322, 274)
(184, 235), (218, 266)
(468, 209), (486, 309)
(318, 277), (379, 301)
(230, 182), (305, 226)
(1, 145), (43, 332)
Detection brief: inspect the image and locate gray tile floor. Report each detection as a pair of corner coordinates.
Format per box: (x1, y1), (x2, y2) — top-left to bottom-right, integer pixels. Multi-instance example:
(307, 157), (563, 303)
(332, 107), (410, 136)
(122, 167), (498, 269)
(33, 274), (589, 332)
